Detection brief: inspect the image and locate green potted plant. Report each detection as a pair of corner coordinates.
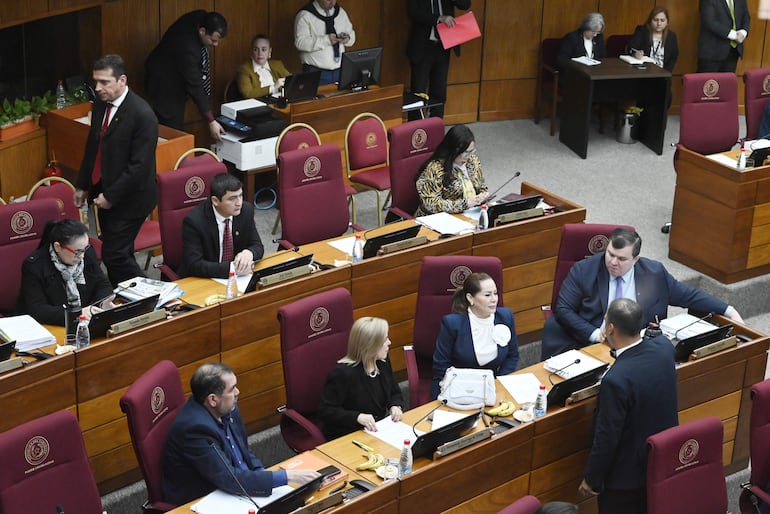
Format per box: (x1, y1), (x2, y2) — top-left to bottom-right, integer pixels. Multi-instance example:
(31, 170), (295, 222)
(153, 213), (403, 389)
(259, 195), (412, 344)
(0, 97), (38, 141)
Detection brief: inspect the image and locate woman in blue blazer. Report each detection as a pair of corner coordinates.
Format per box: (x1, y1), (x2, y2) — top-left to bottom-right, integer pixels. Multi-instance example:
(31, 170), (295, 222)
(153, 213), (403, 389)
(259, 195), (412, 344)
(431, 272), (519, 400)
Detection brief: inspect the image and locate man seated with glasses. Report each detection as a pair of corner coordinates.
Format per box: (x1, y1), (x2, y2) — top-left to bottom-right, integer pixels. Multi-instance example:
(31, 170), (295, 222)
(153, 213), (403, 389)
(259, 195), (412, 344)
(17, 219), (114, 326)
(415, 124), (489, 216)
(556, 12), (606, 73)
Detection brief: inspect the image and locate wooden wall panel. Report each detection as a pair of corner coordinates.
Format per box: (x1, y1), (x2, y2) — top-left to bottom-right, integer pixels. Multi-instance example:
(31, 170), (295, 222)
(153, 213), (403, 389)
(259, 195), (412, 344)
(381, 0), (410, 87)
(479, 79), (536, 120)
(600, 0), (656, 36)
(101, 0), (158, 94)
(482, 0), (538, 81)
(268, 0), (305, 75)
(0, 0), (48, 27)
(542, 0), (597, 40)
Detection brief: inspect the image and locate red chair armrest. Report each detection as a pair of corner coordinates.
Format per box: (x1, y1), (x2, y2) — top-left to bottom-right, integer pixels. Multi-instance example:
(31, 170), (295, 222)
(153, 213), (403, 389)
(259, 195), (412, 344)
(283, 408), (326, 446)
(403, 345), (420, 410)
(155, 263), (180, 282)
(350, 223), (365, 232)
(387, 207), (415, 221)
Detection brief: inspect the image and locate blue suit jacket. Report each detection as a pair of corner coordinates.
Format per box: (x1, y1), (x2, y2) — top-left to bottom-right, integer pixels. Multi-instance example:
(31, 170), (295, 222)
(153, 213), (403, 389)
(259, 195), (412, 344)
(431, 308), (519, 400)
(162, 399), (282, 506)
(584, 335), (678, 492)
(542, 253), (727, 359)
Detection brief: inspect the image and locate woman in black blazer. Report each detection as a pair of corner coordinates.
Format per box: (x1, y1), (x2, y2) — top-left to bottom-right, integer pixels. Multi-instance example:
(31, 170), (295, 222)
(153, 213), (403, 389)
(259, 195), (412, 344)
(557, 12), (606, 72)
(628, 6), (679, 72)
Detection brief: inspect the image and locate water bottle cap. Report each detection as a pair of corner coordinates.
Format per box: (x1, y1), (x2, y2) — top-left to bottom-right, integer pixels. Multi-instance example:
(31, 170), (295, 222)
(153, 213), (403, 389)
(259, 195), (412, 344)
(355, 233), (362, 239)
(79, 315), (86, 320)
(539, 384), (546, 390)
(403, 439), (410, 445)
(229, 271), (235, 277)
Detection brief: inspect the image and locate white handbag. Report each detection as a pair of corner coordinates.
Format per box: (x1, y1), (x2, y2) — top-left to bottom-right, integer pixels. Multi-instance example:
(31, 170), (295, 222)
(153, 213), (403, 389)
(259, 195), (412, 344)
(437, 367), (496, 410)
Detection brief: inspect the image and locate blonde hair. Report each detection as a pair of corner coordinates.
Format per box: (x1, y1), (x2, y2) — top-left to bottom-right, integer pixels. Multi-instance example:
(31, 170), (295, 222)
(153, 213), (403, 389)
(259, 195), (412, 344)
(339, 317), (389, 369)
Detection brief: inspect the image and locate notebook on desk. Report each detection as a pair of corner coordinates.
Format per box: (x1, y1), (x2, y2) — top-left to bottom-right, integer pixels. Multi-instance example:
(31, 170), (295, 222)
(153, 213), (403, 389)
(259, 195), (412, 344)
(88, 295), (159, 339)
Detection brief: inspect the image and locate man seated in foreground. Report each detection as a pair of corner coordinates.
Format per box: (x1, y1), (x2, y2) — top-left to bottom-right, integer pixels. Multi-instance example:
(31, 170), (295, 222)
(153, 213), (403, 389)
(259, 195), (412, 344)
(541, 227), (743, 360)
(179, 173), (264, 279)
(162, 362), (318, 506)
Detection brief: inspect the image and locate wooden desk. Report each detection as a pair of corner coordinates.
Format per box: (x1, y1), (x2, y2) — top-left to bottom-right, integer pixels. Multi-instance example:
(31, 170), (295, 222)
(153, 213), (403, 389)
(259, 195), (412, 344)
(669, 147), (770, 283)
(559, 58), (671, 159)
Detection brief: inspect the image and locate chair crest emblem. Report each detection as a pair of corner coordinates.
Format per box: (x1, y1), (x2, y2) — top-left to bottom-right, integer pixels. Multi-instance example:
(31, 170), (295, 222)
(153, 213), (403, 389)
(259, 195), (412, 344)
(184, 176), (205, 199)
(449, 266), (473, 289)
(587, 235), (610, 254)
(678, 438), (700, 467)
(25, 435), (50, 466)
(411, 129), (428, 150)
(151, 386), (166, 415)
(310, 307), (330, 332)
(11, 211), (33, 236)
(303, 156), (321, 178)
(703, 79), (720, 99)
(366, 132), (378, 148)
(763, 75), (770, 94)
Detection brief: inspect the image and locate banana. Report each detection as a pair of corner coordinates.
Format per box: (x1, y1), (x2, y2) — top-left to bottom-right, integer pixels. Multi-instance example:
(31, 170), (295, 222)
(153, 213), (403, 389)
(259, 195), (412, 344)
(356, 453), (386, 471)
(496, 401), (516, 417)
(486, 401), (507, 417)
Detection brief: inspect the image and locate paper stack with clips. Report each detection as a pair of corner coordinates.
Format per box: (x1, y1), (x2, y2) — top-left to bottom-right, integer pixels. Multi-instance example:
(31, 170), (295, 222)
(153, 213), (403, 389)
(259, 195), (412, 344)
(115, 277), (184, 309)
(543, 349), (605, 380)
(0, 315), (56, 352)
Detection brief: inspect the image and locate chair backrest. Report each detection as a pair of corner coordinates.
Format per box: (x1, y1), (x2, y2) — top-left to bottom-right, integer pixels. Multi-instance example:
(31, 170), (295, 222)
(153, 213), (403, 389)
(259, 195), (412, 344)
(278, 288), (353, 447)
(680, 73), (739, 154)
(223, 77), (242, 103)
(646, 416), (726, 514)
(550, 223), (635, 309)
(748, 378), (770, 489)
(541, 38), (560, 71)
(345, 112), (389, 175)
(743, 68), (770, 140)
(497, 495), (543, 514)
(120, 360), (185, 511)
(387, 117), (445, 218)
(157, 162), (224, 274)
(605, 34), (631, 57)
(173, 147), (222, 170)
(0, 410), (103, 514)
(278, 143), (351, 246)
(27, 177), (77, 220)
(0, 198), (62, 314)
(276, 122), (322, 158)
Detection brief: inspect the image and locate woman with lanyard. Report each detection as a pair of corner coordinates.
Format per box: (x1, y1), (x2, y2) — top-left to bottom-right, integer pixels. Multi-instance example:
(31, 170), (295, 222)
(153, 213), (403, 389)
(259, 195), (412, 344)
(17, 219), (113, 325)
(629, 6), (679, 72)
(415, 124), (489, 216)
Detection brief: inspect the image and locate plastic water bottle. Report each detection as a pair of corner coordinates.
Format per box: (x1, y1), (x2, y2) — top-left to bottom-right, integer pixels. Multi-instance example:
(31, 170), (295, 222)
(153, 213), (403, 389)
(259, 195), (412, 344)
(398, 439), (413, 477)
(534, 384), (548, 418)
(477, 204), (489, 231)
(225, 271), (238, 300)
(352, 233), (364, 263)
(75, 315), (90, 349)
(56, 80), (66, 110)
(737, 147), (747, 171)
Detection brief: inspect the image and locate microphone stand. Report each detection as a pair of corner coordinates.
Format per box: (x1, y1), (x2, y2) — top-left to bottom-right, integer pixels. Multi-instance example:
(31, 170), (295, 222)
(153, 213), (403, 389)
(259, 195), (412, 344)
(412, 399), (447, 437)
(209, 441), (260, 511)
(673, 312), (714, 342)
(548, 358), (581, 385)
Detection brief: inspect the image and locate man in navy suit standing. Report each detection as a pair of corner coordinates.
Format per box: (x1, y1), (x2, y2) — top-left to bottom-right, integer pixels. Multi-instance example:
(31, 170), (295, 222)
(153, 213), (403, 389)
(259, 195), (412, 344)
(541, 227), (743, 360)
(697, 0), (750, 73)
(579, 298), (678, 514)
(74, 54), (158, 286)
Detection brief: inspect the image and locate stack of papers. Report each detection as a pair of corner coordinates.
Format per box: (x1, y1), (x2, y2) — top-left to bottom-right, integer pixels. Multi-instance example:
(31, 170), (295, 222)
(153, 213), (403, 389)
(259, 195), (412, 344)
(619, 55), (656, 65)
(191, 487), (293, 514)
(416, 212), (475, 235)
(572, 56), (601, 66)
(0, 315), (56, 352)
(659, 313), (717, 341)
(115, 277), (184, 309)
(543, 349), (605, 379)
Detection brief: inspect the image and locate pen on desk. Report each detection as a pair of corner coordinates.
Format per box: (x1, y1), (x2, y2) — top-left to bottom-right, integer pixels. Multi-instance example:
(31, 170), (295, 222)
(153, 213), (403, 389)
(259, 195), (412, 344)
(329, 481), (348, 494)
(352, 440), (374, 452)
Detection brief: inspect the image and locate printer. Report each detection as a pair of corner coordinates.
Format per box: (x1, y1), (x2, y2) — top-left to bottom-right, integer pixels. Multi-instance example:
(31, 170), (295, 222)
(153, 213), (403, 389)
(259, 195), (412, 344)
(215, 99), (281, 170)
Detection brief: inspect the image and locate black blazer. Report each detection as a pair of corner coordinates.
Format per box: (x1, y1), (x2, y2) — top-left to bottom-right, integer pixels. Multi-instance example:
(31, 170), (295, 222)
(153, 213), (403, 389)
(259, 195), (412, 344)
(178, 198), (264, 279)
(698, 0), (750, 59)
(628, 25), (679, 72)
(77, 90), (158, 220)
(16, 246), (113, 326)
(407, 0), (472, 61)
(557, 29), (606, 71)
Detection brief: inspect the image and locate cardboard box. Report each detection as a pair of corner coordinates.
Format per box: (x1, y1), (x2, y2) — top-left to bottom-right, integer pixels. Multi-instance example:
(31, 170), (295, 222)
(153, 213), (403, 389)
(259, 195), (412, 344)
(215, 136), (278, 170)
(221, 98), (266, 119)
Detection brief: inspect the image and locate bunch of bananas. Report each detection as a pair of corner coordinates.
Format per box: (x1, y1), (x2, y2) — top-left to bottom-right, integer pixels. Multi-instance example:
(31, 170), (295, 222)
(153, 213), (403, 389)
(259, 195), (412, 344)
(486, 401), (516, 417)
(356, 452), (386, 471)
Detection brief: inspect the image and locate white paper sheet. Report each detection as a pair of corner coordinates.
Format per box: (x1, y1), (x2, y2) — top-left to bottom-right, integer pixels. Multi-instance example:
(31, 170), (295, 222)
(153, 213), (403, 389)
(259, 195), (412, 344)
(496, 373), (543, 405)
(416, 212), (475, 235)
(572, 56), (601, 66)
(431, 409), (479, 430)
(211, 273), (253, 293)
(543, 349), (605, 379)
(327, 235), (356, 256)
(365, 418), (423, 450)
(706, 153), (741, 168)
(659, 312), (717, 340)
(190, 485), (294, 514)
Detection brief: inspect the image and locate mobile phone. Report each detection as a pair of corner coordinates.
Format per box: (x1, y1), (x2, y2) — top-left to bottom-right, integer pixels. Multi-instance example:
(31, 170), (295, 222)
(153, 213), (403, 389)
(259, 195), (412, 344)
(317, 465), (342, 480)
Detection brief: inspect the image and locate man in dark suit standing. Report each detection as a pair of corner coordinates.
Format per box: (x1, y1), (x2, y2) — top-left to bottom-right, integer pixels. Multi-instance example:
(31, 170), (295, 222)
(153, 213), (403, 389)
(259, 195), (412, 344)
(579, 299), (678, 514)
(697, 0), (750, 73)
(74, 54), (158, 287)
(145, 10), (227, 141)
(179, 173), (263, 279)
(541, 228), (743, 360)
(406, 0), (471, 120)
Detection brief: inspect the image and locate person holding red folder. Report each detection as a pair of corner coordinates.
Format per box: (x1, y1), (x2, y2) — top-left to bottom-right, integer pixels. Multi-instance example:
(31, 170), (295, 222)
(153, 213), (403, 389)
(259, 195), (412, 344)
(406, 0), (471, 120)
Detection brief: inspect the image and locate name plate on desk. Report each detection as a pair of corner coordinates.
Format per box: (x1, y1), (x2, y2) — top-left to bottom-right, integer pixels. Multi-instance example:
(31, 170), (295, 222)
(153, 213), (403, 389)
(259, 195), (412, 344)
(378, 235), (429, 255)
(0, 357), (24, 374)
(258, 265), (312, 287)
(494, 207), (544, 226)
(565, 382), (601, 405)
(434, 428), (492, 457)
(689, 335), (738, 360)
(290, 491), (344, 514)
(107, 309), (167, 336)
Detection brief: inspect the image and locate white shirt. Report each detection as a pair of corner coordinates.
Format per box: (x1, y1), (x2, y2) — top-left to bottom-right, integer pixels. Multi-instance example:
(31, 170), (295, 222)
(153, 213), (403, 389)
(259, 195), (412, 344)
(101, 86), (128, 127)
(468, 309), (498, 366)
(583, 38), (594, 58)
(294, 1), (356, 70)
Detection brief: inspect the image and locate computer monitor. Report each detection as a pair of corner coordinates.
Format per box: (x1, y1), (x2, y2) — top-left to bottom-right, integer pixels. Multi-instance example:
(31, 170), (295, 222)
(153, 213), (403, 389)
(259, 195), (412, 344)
(547, 363), (609, 407)
(362, 225), (421, 259)
(674, 324), (733, 362)
(338, 47), (382, 91)
(244, 254), (314, 293)
(411, 410), (479, 459)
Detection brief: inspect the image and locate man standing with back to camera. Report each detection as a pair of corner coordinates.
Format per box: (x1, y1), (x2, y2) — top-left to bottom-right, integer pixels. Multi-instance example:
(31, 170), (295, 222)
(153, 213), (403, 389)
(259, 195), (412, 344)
(74, 54), (158, 287)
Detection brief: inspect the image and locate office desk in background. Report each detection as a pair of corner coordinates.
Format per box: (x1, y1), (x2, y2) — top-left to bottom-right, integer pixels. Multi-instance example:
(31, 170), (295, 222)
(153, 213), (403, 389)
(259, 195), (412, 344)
(559, 58), (671, 159)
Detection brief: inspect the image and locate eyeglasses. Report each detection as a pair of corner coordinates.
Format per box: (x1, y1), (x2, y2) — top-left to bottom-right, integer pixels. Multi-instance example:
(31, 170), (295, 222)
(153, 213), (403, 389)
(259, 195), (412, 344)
(60, 243), (90, 257)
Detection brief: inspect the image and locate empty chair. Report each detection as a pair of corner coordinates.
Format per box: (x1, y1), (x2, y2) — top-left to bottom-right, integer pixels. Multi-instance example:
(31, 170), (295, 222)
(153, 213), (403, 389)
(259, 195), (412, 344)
(646, 416), (727, 514)
(173, 147), (223, 170)
(120, 360), (186, 513)
(739, 378), (770, 513)
(534, 38), (561, 136)
(498, 495), (543, 514)
(94, 206), (161, 271)
(278, 287), (353, 452)
(743, 67), (770, 140)
(345, 112), (391, 226)
(405, 255), (503, 408)
(605, 34), (631, 57)
(0, 410), (103, 514)
(386, 117), (445, 221)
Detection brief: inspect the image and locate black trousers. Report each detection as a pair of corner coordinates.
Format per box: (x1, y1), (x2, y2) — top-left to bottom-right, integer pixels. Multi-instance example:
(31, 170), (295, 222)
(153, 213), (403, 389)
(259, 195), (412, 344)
(598, 487), (647, 514)
(409, 41), (450, 120)
(99, 209), (147, 287)
(697, 47), (740, 73)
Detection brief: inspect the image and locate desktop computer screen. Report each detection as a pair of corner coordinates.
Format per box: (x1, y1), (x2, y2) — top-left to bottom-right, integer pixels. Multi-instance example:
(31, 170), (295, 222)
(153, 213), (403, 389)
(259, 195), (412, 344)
(338, 47), (382, 91)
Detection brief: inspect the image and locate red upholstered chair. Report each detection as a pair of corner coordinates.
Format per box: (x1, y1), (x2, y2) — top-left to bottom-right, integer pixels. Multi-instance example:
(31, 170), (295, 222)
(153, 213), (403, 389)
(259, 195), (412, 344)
(0, 198), (61, 315)
(404, 255), (504, 408)
(543, 223), (635, 320)
(646, 416), (727, 514)
(345, 112), (391, 226)
(386, 117), (445, 221)
(277, 287), (353, 452)
(743, 68), (770, 140)
(173, 147), (222, 170)
(497, 495), (543, 514)
(0, 410), (103, 514)
(739, 378), (770, 513)
(605, 34), (631, 57)
(93, 206), (161, 270)
(120, 360), (185, 513)
(155, 162), (224, 280)
(534, 38), (561, 136)
(277, 143), (361, 250)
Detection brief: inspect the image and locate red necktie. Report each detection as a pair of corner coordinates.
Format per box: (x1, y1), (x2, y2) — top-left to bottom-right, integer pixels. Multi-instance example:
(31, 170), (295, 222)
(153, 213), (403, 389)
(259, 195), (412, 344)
(222, 218), (234, 262)
(91, 103), (113, 184)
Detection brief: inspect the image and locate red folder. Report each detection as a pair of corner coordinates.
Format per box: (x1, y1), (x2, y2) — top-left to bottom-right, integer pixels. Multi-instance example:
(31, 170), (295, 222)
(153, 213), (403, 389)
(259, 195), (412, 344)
(436, 11), (481, 50)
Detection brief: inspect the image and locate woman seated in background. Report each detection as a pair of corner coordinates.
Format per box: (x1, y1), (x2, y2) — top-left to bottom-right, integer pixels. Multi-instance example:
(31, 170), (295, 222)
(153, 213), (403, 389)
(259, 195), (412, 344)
(628, 6), (679, 72)
(319, 317), (404, 440)
(431, 272), (519, 400)
(557, 12), (606, 72)
(237, 34), (292, 99)
(17, 219), (113, 326)
(415, 124), (489, 216)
